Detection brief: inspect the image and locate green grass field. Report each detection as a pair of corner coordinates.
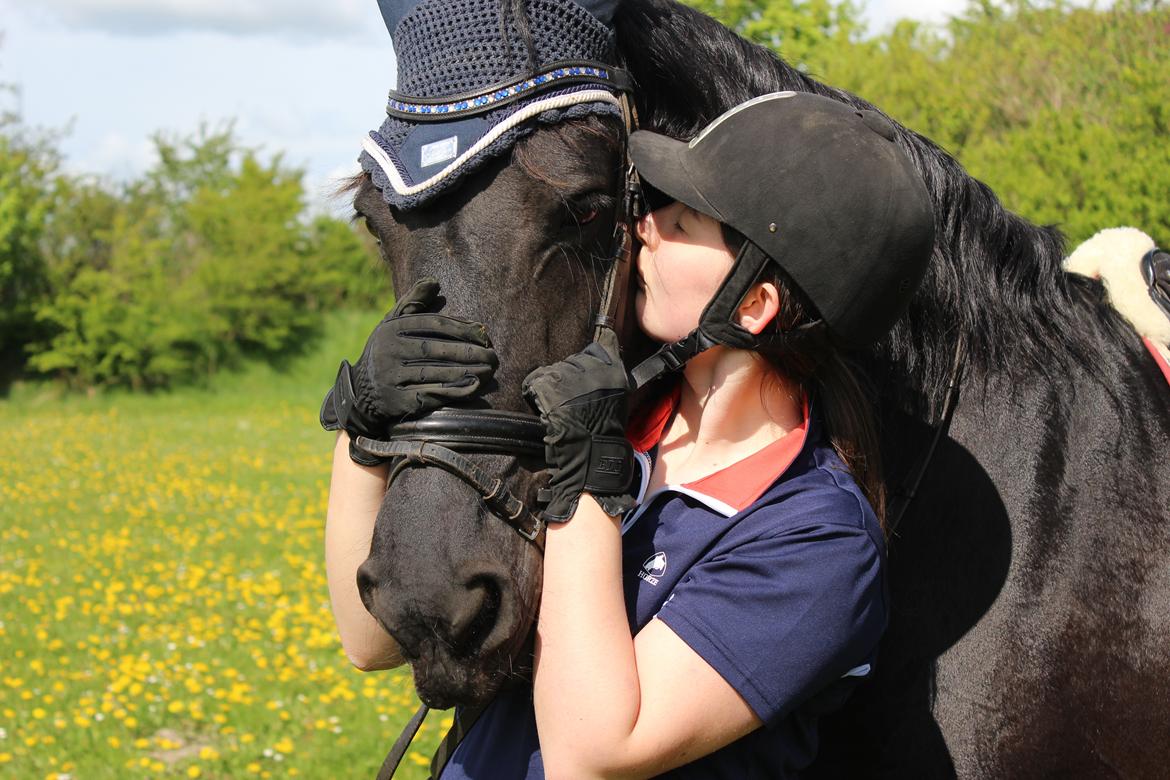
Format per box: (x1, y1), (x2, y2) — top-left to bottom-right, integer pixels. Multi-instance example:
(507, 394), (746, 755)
(0, 310), (449, 779)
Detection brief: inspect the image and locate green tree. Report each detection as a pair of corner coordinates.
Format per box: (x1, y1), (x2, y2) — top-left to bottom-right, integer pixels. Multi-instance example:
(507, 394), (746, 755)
(30, 126), (387, 389)
(308, 214), (392, 310)
(684, 0), (865, 72)
(689, 0), (1168, 245)
(819, 0), (1170, 245)
(30, 203), (199, 389)
(0, 81), (58, 378)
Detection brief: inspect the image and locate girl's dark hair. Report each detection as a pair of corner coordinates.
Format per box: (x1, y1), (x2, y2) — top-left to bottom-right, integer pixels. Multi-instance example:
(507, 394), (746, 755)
(722, 226), (888, 530)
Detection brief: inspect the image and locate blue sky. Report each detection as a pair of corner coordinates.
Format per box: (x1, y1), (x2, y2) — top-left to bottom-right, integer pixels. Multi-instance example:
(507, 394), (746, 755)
(0, 0), (965, 216)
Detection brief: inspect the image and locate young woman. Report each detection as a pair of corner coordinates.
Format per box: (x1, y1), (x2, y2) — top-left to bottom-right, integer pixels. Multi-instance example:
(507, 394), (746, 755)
(324, 91), (935, 777)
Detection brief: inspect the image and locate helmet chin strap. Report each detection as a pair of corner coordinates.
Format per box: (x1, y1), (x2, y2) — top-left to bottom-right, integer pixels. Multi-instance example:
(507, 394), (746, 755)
(629, 241), (826, 388)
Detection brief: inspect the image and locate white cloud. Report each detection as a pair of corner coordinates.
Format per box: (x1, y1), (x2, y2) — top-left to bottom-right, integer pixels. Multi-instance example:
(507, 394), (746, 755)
(82, 130), (159, 179)
(27, 0), (381, 40)
(861, 0), (967, 32)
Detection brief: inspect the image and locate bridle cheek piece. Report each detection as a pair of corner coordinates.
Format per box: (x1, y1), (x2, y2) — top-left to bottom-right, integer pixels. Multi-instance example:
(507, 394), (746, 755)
(353, 79), (641, 550)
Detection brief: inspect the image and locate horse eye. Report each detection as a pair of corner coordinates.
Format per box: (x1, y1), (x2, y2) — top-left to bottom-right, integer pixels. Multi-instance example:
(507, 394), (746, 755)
(562, 193), (614, 229)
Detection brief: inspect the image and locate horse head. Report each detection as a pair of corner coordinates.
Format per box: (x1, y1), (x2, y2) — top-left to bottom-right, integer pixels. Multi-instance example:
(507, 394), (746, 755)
(349, 0), (628, 708)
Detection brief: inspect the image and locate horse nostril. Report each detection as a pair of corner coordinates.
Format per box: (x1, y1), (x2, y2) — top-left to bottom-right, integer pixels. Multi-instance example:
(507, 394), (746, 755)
(448, 575), (503, 658)
(355, 562), (378, 613)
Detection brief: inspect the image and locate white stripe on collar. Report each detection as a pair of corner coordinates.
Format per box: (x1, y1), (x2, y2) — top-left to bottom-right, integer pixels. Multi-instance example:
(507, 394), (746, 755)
(362, 89), (622, 198)
(621, 452), (738, 535)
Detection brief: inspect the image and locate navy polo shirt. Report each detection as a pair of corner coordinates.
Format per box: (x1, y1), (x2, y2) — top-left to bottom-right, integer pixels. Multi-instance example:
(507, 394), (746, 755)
(442, 388), (888, 779)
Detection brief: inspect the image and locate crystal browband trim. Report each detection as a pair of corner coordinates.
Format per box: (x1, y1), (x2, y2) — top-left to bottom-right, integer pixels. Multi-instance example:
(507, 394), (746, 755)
(364, 89), (623, 197)
(386, 60), (626, 121)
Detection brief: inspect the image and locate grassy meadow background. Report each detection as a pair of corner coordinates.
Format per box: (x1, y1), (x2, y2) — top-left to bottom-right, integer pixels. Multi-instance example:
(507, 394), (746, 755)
(0, 310), (449, 779)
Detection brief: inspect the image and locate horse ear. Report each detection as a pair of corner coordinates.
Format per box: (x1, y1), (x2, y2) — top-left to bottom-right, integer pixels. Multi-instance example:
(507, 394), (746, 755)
(376, 0), (427, 36)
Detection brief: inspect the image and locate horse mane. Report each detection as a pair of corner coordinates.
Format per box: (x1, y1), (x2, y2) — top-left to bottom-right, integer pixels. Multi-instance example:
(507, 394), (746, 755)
(615, 0), (1133, 416)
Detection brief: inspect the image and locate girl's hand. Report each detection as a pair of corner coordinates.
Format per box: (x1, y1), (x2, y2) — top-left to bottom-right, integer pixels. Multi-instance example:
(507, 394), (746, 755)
(522, 328), (636, 521)
(320, 278), (498, 465)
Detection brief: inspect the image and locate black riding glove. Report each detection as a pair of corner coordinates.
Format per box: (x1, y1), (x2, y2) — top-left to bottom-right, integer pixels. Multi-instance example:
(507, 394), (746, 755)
(321, 278), (498, 466)
(522, 328), (637, 521)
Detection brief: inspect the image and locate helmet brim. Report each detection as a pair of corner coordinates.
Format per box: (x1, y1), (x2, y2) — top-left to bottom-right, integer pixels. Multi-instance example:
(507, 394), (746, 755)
(629, 131), (724, 223)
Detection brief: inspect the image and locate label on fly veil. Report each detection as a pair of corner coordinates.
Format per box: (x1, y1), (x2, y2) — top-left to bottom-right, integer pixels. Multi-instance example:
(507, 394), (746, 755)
(420, 136), (459, 168)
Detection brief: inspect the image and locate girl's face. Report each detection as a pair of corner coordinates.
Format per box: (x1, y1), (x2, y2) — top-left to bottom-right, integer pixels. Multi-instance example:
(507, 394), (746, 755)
(634, 200), (737, 343)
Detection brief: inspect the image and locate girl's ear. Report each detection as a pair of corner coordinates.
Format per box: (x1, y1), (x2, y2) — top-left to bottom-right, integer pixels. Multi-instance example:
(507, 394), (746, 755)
(737, 280), (781, 335)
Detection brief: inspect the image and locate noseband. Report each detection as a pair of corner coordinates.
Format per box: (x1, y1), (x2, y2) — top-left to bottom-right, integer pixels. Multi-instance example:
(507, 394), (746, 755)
(355, 409), (547, 542)
(353, 78), (641, 554)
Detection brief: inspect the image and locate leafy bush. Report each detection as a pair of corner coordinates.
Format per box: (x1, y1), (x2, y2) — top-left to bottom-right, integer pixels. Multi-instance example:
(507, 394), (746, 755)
(814, 0), (1170, 246)
(685, 0), (865, 73)
(682, 0), (1169, 246)
(28, 127), (389, 390)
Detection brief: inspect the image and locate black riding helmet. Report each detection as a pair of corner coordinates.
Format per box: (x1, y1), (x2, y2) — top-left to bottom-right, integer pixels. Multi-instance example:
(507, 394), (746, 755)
(627, 91), (935, 386)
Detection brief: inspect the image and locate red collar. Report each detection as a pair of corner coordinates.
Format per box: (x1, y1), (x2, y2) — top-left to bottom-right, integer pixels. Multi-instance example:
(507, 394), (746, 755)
(626, 381), (811, 513)
(626, 382), (683, 453)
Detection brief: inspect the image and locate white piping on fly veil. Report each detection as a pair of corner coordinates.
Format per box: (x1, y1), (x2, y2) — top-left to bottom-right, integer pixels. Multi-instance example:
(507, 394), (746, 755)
(362, 89), (623, 197)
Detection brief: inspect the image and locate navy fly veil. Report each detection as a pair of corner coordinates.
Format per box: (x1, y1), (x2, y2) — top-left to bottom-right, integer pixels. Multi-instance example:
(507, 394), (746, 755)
(362, 0), (627, 209)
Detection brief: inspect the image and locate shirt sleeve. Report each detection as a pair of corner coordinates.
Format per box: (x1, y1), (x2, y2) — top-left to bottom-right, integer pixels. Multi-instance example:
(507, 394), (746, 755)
(653, 519), (887, 724)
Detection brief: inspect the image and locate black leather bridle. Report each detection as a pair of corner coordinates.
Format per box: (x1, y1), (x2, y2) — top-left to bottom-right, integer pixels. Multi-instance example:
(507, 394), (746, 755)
(356, 409), (547, 543)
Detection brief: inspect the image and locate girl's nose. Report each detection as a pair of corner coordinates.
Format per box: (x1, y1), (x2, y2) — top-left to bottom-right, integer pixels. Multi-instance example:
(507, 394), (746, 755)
(636, 210), (658, 248)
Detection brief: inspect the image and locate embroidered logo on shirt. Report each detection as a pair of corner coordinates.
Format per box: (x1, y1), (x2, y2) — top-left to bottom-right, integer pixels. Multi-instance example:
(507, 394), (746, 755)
(639, 552), (667, 586)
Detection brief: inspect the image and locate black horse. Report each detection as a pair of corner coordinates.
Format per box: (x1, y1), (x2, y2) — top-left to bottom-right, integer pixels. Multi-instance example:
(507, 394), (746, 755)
(352, 0), (1170, 774)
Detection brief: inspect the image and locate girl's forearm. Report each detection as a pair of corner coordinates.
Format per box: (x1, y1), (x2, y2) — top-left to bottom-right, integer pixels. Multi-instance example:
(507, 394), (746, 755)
(325, 432), (404, 671)
(534, 495), (642, 778)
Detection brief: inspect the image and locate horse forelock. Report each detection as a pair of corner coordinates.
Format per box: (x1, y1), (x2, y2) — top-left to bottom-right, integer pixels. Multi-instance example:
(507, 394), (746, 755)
(614, 0), (1136, 418)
